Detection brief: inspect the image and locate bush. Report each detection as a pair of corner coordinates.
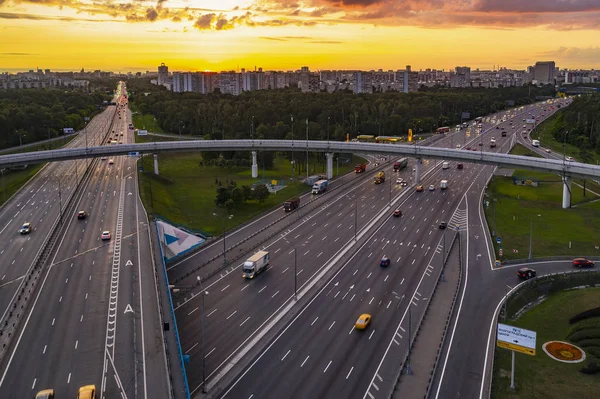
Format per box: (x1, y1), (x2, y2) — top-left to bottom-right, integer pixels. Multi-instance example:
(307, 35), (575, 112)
(586, 346), (600, 358)
(574, 338), (600, 348)
(568, 328), (600, 342)
(579, 361), (600, 375)
(569, 306), (600, 324)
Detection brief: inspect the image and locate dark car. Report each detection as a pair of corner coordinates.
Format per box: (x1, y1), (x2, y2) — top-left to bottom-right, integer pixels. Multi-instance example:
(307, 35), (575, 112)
(439, 221), (447, 229)
(380, 256), (390, 267)
(457, 163), (463, 169)
(393, 209), (402, 217)
(517, 267), (536, 280)
(573, 258), (595, 268)
(501, 131), (507, 137)
(77, 211), (87, 220)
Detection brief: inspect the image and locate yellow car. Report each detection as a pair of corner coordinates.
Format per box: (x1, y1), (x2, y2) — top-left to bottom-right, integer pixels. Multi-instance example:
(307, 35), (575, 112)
(355, 313), (372, 330)
(77, 384), (96, 399)
(35, 389), (55, 399)
(416, 185), (424, 192)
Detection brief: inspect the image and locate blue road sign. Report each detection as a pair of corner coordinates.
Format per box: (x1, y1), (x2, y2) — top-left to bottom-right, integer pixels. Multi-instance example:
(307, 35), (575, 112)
(497, 237), (501, 244)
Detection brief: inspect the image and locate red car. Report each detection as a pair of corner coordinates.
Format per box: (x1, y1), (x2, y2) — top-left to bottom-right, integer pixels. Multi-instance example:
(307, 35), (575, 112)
(517, 268), (536, 280)
(393, 209), (402, 217)
(573, 258), (594, 268)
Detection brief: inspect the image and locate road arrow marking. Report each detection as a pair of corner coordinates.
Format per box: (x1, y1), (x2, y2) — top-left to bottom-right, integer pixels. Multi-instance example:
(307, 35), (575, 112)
(125, 260), (133, 266)
(124, 304), (134, 314)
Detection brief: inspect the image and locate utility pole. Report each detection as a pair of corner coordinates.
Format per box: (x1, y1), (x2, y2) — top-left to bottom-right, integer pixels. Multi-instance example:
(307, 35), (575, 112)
(200, 278), (208, 393)
(407, 307), (412, 375)
(528, 220), (533, 259)
(294, 246), (298, 300)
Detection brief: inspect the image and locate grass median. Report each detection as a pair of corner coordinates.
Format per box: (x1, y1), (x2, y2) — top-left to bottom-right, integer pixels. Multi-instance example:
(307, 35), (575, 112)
(137, 151), (363, 235)
(491, 287), (600, 399)
(484, 144), (600, 261)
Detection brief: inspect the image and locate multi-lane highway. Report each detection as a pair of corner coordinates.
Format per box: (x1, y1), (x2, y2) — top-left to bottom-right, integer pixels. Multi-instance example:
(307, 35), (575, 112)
(0, 83), (170, 398)
(432, 97), (579, 399)
(166, 99), (574, 398)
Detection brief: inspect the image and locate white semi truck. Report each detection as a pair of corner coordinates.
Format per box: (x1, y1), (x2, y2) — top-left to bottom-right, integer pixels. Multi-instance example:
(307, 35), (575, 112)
(242, 250), (270, 279)
(312, 179), (328, 194)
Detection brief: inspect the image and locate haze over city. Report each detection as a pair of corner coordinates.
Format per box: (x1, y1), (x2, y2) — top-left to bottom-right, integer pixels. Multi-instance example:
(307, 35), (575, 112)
(2, 0), (600, 72)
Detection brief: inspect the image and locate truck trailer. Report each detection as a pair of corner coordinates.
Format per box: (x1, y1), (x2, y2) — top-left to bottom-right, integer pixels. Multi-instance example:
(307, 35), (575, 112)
(374, 171), (385, 184)
(242, 250), (270, 279)
(393, 158), (408, 172)
(283, 197), (300, 212)
(355, 164), (367, 174)
(312, 180), (328, 194)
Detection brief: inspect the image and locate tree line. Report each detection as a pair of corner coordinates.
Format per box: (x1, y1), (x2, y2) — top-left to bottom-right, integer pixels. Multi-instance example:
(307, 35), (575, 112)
(546, 94), (600, 162)
(0, 88), (111, 149)
(127, 78), (555, 142)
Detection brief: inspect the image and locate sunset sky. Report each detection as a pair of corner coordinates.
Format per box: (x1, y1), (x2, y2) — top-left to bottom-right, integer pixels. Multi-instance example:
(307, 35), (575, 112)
(1, 0), (600, 72)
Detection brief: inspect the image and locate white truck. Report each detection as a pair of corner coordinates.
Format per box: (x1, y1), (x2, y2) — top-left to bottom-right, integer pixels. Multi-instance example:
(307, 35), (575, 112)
(440, 180), (448, 190)
(490, 138), (497, 148)
(312, 179), (328, 194)
(532, 139), (540, 147)
(442, 161), (449, 169)
(242, 250), (270, 279)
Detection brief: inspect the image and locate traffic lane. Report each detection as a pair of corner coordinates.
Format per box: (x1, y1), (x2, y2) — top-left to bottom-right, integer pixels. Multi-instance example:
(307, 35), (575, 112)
(131, 179), (170, 397)
(0, 250), (110, 399)
(221, 210), (449, 399)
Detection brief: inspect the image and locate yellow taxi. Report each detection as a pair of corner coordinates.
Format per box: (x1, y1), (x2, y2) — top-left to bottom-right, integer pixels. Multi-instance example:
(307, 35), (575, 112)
(355, 313), (372, 330)
(35, 389), (54, 399)
(415, 185), (424, 192)
(77, 385), (96, 399)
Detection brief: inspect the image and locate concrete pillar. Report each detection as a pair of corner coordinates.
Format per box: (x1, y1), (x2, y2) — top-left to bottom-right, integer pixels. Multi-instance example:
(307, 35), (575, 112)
(251, 151), (258, 178)
(153, 154), (159, 175)
(562, 176), (571, 209)
(326, 153), (333, 180)
(414, 158), (421, 184)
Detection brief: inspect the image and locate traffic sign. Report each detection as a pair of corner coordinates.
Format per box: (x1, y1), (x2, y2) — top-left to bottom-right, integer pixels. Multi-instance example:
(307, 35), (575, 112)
(497, 323), (536, 356)
(128, 152), (140, 157)
(497, 237), (501, 244)
(499, 249), (503, 257)
(495, 260), (501, 267)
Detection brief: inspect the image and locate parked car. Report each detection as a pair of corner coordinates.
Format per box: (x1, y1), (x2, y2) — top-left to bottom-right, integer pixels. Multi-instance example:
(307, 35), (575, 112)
(517, 267), (536, 280)
(573, 258), (595, 268)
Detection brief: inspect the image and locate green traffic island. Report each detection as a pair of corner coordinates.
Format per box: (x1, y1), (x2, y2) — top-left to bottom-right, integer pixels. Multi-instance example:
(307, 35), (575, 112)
(484, 145), (600, 262)
(492, 275), (600, 399)
(137, 151), (364, 236)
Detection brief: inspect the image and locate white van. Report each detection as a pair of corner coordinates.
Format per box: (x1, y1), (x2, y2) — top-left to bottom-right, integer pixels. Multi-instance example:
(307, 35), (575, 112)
(532, 140), (540, 147)
(442, 162), (449, 169)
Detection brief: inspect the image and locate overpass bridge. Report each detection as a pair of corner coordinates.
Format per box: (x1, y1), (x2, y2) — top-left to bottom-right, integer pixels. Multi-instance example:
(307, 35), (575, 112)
(1, 139), (599, 208)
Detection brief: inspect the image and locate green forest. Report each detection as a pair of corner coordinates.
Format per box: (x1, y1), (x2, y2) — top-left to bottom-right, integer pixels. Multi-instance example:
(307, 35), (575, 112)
(127, 78), (555, 141)
(547, 94), (600, 155)
(0, 88), (111, 149)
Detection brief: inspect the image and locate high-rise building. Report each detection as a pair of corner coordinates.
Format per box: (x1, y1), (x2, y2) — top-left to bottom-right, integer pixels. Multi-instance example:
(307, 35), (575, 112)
(157, 63), (169, 86)
(219, 71), (242, 95)
(354, 71), (374, 94)
(534, 61), (556, 85)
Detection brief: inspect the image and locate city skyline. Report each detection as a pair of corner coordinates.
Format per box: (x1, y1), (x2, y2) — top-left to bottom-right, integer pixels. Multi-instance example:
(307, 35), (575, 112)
(1, 0), (600, 71)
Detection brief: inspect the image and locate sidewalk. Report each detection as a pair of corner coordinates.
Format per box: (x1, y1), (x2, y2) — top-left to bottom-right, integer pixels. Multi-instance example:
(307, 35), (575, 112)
(393, 233), (462, 399)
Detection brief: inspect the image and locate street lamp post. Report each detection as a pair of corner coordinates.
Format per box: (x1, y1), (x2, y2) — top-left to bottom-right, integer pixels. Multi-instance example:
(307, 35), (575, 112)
(528, 220), (533, 259)
(306, 118), (309, 181)
(0, 168), (5, 204)
(407, 307), (412, 375)
(354, 201), (357, 241)
(213, 213), (233, 265)
(291, 115), (295, 182)
(57, 179), (63, 225)
(327, 116), (330, 142)
(294, 246), (297, 300)
(197, 276), (209, 393)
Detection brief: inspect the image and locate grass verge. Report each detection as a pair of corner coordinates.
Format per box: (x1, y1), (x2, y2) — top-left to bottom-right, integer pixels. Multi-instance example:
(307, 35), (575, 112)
(484, 144), (600, 260)
(130, 106), (164, 133)
(491, 288), (600, 399)
(137, 151), (363, 235)
(0, 165), (44, 207)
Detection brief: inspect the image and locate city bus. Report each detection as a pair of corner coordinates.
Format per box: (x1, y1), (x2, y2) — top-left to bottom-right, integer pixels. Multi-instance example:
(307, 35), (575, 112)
(375, 136), (403, 143)
(356, 135), (376, 142)
(436, 127), (450, 134)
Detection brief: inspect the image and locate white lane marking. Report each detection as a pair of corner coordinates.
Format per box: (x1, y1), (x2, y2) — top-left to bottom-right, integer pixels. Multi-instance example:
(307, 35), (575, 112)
(207, 309), (217, 317)
(188, 307), (199, 316)
(328, 321), (336, 330)
(281, 349), (291, 361)
(185, 343), (199, 354)
(301, 355), (310, 367)
(221, 285), (230, 292)
(272, 291), (279, 298)
(324, 360), (332, 373)
(205, 347), (216, 358)
(346, 366), (354, 379)
(240, 317), (251, 327)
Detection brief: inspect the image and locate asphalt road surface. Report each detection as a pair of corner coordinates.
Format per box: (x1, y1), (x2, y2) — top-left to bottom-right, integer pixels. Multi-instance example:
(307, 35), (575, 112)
(0, 83), (170, 399)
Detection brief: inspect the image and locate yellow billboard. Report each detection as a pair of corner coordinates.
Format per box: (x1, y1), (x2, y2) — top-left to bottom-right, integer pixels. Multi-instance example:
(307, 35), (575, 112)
(408, 129), (413, 142)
